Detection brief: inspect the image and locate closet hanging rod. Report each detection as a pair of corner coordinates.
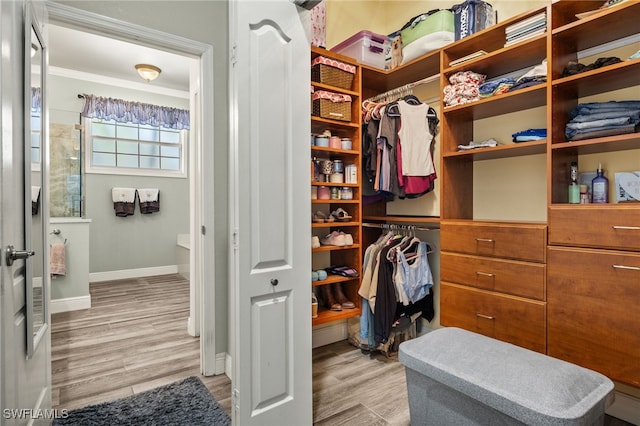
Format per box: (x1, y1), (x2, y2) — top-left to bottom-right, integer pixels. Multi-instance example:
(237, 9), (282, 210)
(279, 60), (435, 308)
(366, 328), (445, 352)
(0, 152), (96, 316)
(77, 94), (84, 99)
(366, 73), (439, 103)
(362, 222), (439, 232)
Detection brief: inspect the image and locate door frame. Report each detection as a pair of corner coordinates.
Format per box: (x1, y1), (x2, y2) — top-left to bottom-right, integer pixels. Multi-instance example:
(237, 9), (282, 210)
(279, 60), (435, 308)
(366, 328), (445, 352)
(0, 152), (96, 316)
(44, 2), (219, 374)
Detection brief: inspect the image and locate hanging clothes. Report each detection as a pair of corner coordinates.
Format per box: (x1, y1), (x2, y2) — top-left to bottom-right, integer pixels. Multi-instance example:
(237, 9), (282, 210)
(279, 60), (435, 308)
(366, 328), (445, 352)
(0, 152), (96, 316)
(358, 227), (435, 348)
(361, 95), (439, 201)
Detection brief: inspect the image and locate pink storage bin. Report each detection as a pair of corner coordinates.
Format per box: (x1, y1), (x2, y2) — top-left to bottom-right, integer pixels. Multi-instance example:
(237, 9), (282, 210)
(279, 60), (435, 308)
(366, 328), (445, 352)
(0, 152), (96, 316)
(331, 30), (388, 70)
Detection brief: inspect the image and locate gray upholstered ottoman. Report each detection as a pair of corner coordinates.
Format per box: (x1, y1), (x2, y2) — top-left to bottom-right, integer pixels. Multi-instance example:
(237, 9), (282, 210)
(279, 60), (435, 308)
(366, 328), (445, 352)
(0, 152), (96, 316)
(398, 327), (614, 425)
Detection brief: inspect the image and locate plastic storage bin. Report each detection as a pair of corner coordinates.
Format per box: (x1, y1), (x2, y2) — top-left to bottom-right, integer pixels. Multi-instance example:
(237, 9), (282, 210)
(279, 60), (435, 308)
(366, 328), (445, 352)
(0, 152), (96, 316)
(331, 30), (388, 70)
(452, 0), (496, 40)
(399, 327), (615, 426)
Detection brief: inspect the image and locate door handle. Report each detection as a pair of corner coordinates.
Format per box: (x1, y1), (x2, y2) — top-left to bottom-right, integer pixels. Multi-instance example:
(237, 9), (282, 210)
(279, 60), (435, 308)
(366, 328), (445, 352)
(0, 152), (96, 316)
(5, 245), (35, 266)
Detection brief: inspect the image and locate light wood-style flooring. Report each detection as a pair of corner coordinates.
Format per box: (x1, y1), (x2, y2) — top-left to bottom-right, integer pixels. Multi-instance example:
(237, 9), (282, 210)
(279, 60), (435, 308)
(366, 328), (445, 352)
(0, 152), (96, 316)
(52, 274), (633, 425)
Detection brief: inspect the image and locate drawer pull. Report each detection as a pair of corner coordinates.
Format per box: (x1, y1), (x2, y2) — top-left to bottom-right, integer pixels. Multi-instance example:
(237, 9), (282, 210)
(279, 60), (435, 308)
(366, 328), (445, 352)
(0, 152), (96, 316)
(476, 238), (495, 243)
(476, 313), (495, 320)
(612, 264), (640, 271)
(612, 226), (640, 230)
(476, 271), (494, 277)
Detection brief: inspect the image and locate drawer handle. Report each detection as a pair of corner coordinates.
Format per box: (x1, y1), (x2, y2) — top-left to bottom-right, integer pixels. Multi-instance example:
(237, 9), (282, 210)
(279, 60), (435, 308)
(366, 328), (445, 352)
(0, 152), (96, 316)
(476, 313), (495, 320)
(612, 264), (640, 271)
(476, 238), (494, 243)
(612, 226), (640, 230)
(476, 271), (494, 277)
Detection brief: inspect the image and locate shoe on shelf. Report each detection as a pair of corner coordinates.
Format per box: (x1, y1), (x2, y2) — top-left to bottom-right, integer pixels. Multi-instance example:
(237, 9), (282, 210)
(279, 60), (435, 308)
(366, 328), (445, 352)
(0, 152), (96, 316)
(317, 269), (327, 280)
(319, 284), (341, 311)
(312, 211), (326, 223)
(321, 231), (346, 246)
(333, 283), (356, 309)
(332, 208), (352, 222)
(338, 231), (353, 246)
(327, 265), (359, 278)
(312, 236), (320, 249)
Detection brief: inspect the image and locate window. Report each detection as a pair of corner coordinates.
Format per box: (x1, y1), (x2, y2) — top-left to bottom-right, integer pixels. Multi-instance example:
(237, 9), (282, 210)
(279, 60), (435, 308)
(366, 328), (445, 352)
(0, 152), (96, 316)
(85, 118), (187, 178)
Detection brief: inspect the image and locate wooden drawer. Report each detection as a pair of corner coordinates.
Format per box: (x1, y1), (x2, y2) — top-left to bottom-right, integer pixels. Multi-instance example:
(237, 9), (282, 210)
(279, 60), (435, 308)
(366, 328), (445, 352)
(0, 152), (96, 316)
(441, 252), (545, 300)
(441, 221), (547, 262)
(548, 205), (640, 251)
(440, 282), (547, 353)
(548, 246), (640, 387)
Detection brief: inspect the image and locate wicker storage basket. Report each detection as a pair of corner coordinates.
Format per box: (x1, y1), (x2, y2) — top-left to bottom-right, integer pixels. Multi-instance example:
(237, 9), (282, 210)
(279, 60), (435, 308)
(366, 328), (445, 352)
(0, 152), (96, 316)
(311, 57), (356, 90)
(312, 90), (352, 122)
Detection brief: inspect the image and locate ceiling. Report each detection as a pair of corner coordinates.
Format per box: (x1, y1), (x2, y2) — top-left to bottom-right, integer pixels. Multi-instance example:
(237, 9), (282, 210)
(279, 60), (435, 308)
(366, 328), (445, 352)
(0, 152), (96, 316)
(47, 24), (191, 92)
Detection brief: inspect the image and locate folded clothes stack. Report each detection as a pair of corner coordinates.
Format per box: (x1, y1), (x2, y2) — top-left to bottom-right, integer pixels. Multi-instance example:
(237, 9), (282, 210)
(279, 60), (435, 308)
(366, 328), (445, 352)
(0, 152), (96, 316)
(478, 77), (516, 98)
(566, 101), (640, 141)
(443, 71), (486, 107)
(512, 128), (546, 142)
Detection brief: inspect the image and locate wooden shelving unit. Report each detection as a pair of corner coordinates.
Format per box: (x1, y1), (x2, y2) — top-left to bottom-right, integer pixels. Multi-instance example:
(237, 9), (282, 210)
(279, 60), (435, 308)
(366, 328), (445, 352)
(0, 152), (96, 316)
(311, 46), (363, 326)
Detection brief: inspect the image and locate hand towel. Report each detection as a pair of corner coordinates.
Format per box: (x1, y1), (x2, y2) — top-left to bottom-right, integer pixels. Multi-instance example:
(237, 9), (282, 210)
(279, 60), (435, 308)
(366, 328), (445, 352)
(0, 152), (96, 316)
(137, 188), (160, 214)
(50, 242), (66, 276)
(32, 186), (41, 215)
(112, 187), (136, 217)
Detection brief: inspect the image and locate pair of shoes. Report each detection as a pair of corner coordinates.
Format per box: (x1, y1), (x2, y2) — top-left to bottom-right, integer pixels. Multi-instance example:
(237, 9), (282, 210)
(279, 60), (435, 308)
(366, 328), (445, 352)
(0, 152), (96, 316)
(331, 208), (352, 222)
(313, 210), (334, 223)
(321, 231), (353, 246)
(312, 269), (327, 282)
(318, 283), (356, 311)
(312, 236), (320, 248)
(327, 265), (359, 278)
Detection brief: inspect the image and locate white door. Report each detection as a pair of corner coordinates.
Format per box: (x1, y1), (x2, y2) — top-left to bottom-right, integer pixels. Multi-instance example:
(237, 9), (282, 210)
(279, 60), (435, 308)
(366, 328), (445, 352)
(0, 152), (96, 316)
(230, 1), (312, 424)
(1, 1), (52, 425)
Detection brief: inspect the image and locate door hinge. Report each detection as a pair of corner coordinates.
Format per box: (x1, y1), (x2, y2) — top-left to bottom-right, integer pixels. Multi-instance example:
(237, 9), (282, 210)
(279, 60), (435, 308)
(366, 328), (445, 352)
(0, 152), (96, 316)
(232, 388), (239, 417)
(231, 44), (237, 66)
(232, 228), (239, 251)
(201, 225), (206, 236)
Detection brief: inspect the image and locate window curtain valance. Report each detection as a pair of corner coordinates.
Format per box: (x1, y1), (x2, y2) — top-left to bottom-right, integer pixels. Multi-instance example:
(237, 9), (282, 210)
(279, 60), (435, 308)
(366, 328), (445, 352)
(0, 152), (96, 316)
(80, 93), (190, 130)
(31, 87), (42, 113)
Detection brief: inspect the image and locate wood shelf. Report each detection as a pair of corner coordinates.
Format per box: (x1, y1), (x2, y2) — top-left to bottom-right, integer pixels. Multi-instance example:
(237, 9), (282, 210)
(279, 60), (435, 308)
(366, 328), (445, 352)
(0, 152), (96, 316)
(443, 140), (547, 160)
(442, 84), (547, 121)
(312, 244), (361, 253)
(312, 275), (358, 287)
(312, 307), (362, 326)
(311, 47), (363, 329)
(551, 134), (640, 155)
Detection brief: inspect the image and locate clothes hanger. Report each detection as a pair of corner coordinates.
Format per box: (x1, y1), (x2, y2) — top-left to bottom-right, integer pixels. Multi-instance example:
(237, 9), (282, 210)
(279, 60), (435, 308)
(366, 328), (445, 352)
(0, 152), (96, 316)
(402, 94), (422, 105)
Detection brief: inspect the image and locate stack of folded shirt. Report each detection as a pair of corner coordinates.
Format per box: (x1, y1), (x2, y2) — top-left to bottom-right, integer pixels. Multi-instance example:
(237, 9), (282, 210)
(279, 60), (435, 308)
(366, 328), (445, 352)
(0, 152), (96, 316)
(566, 101), (640, 141)
(561, 57), (622, 78)
(509, 59), (547, 92)
(443, 71), (486, 107)
(457, 138), (499, 151)
(512, 128), (546, 142)
(479, 77), (516, 98)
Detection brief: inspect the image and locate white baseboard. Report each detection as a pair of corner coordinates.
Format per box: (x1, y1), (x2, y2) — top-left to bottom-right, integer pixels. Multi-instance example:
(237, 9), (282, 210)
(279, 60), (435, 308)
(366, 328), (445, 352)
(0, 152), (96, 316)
(214, 352), (227, 376)
(89, 265), (178, 283)
(312, 320), (348, 348)
(607, 391), (640, 425)
(50, 295), (91, 313)
(225, 353), (233, 381)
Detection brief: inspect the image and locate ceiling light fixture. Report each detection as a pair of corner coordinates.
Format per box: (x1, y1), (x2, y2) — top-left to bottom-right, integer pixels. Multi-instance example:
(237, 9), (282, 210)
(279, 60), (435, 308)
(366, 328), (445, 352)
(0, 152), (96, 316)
(135, 64), (161, 83)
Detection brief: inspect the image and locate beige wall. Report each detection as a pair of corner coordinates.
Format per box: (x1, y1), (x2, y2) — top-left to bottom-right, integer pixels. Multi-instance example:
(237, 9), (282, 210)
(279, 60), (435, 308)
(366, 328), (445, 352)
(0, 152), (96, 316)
(325, 0), (548, 49)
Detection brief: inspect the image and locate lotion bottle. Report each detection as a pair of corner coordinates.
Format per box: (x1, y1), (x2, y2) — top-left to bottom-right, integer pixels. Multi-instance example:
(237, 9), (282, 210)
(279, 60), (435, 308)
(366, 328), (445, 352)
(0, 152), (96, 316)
(591, 163), (609, 204)
(568, 162), (579, 203)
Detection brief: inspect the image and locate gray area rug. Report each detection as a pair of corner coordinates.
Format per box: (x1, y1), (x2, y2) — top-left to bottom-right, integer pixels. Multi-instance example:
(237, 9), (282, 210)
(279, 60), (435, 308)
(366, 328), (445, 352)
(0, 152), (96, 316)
(53, 376), (230, 425)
